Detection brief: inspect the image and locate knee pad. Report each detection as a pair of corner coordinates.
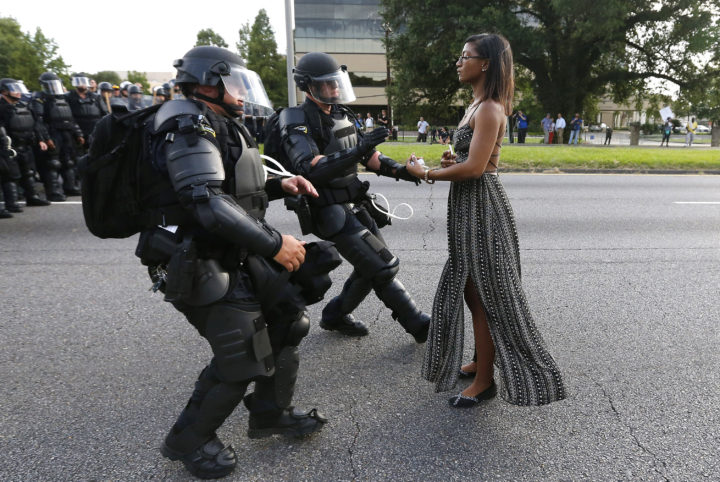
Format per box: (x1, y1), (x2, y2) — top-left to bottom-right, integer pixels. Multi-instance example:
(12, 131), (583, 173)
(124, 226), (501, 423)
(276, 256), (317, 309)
(204, 303), (275, 382)
(286, 312), (310, 346)
(331, 228), (397, 280)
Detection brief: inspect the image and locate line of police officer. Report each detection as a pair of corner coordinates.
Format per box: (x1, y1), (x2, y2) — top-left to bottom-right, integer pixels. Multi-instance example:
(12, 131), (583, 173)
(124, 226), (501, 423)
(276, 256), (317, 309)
(0, 74), (175, 218)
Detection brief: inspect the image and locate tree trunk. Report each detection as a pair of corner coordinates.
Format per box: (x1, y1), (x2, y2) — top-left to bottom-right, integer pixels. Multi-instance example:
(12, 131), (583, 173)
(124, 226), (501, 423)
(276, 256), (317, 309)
(711, 124), (720, 147)
(629, 125), (640, 145)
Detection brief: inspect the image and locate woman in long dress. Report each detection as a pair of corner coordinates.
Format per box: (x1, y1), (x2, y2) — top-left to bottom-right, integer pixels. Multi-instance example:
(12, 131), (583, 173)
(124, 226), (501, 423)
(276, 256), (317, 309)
(405, 33), (565, 407)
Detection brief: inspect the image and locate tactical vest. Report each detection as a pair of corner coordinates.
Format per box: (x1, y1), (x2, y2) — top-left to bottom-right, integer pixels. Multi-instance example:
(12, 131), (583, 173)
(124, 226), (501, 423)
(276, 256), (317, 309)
(8, 103), (35, 140)
(73, 94), (102, 120)
(322, 111), (359, 189)
(46, 96), (75, 129)
(233, 121), (268, 220)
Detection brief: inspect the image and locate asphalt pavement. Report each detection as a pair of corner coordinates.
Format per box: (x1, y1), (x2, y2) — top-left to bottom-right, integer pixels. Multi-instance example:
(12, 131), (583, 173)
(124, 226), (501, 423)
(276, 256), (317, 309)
(1, 174), (719, 481)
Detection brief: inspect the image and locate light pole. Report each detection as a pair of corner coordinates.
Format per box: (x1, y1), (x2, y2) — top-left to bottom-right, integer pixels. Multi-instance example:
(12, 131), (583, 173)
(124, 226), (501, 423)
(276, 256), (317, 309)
(285, 0), (296, 106)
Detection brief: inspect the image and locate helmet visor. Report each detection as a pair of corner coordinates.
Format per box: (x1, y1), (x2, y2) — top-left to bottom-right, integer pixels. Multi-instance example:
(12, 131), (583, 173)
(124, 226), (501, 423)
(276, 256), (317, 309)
(42, 80), (64, 95)
(221, 66), (273, 113)
(4, 81), (30, 95)
(307, 69), (356, 104)
(71, 76), (91, 87)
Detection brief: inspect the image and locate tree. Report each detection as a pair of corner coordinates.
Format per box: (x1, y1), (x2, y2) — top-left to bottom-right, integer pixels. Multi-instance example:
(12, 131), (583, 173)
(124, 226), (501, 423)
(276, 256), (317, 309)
(237, 9), (287, 107)
(0, 17), (69, 91)
(127, 71), (150, 92)
(93, 70), (122, 86)
(195, 28), (228, 48)
(381, 0), (720, 124)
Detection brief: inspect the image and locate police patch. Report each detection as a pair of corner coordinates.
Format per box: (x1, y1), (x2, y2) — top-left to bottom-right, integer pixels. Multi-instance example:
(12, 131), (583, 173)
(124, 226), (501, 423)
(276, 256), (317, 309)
(294, 125), (309, 134)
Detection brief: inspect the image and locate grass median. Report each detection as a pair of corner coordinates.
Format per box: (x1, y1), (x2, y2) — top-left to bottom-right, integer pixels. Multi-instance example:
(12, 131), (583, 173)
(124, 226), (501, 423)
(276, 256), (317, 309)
(374, 143), (720, 171)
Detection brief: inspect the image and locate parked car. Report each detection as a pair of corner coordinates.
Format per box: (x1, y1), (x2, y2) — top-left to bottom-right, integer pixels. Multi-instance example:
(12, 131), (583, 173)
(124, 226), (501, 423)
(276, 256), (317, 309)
(695, 125), (710, 133)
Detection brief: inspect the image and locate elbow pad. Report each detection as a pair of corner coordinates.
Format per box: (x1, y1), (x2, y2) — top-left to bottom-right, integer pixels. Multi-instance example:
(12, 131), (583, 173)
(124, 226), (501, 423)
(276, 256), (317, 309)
(306, 147), (361, 186)
(193, 193), (282, 258)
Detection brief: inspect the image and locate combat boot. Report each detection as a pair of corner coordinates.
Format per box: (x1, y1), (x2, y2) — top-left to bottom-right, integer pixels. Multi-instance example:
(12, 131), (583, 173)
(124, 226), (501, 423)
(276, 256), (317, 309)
(20, 176), (51, 206)
(243, 394), (327, 439)
(2, 182), (23, 213)
(161, 430), (237, 479)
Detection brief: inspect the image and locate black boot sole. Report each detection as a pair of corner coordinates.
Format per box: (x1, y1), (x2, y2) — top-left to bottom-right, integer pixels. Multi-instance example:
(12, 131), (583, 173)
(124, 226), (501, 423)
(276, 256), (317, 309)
(319, 320), (369, 337)
(247, 421), (325, 439)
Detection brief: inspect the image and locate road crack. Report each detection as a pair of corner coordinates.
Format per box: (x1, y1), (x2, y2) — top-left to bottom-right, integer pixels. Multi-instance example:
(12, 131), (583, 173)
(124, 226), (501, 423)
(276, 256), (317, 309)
(347, 394), (360, 481)
(591, 377), (670, 481)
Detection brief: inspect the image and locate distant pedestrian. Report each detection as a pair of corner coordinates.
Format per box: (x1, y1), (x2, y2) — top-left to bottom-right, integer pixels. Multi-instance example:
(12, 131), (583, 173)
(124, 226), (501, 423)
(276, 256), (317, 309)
(661, 117), (672, 147)
(603, 125), (613, 145)
(377, 109), (389, 129)
(365, 112), (374, 131)
(685, 117), (697, 146)
(516, 110), (528, 143)
(568, 113), (582, 145)
(555, 113), (566, 144)
(508, 111), (517, 143)
(541, 113), (553, 144)
(417, 116), (429, 142)
(548, 119), (556, 144)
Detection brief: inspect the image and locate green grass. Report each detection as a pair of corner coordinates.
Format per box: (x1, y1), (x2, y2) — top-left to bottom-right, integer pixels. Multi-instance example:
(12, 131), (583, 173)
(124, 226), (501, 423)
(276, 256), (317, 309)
(373, 143), (720, 170)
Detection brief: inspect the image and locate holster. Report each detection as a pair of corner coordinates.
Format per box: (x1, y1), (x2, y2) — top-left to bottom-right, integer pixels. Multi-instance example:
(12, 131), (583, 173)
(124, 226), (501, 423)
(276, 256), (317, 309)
(284, 195), (313, 235)
(164, 236), (197, 303)
(362, 193), (392, 228)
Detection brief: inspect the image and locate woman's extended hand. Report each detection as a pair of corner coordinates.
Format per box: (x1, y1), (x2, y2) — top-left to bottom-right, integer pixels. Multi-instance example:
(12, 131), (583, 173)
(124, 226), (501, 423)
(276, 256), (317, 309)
(441, 150), (457, 168)
(404, 154), (426, 179)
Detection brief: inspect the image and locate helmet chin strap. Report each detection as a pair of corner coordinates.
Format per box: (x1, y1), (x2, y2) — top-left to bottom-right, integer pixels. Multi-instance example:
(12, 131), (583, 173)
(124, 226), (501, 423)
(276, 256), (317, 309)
(193, 85), (243, 118)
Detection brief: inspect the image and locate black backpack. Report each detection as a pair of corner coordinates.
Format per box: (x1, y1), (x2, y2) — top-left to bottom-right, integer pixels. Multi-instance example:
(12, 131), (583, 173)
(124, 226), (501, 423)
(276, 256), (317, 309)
(262, 107), (290, 171)
(81, 105), (164, 239)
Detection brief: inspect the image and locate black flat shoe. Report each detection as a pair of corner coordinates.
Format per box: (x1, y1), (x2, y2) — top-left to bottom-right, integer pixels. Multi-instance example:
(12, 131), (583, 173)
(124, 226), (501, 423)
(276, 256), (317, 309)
(458, 368), (476, 379)
(161, 435), (236, 479)
(448, 381), (497, 408)
(319, 313), (369, 337)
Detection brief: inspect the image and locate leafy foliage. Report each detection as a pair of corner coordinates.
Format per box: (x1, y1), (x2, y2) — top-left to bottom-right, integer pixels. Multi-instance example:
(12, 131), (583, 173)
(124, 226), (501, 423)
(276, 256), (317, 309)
(237, 9), (288, 107)
(380, 0), (720, 125)
(93, 70), (122, 86)
(195, 28), (229, 48)
(0, 17), (70, 91)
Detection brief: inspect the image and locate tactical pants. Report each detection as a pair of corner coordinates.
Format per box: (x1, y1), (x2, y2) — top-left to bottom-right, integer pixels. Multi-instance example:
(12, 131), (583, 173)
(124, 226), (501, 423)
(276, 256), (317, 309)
(40, 129), (79, 194)
(166, 267), (306, 451)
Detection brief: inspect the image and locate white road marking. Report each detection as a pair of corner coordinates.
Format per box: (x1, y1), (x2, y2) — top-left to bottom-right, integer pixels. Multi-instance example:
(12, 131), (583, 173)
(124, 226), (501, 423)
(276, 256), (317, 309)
(673, 201), (720, 204)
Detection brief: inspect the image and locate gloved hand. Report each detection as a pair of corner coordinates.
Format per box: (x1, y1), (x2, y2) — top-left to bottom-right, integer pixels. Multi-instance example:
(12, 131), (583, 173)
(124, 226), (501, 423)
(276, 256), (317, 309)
(394, 165), (422, 185)
(356, 127), (389, 156)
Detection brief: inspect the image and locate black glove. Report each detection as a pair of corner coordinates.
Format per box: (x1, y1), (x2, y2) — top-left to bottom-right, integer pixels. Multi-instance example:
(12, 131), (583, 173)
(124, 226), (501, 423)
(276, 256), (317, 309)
(356, 127), (389, 156)
(394, 165), (422, 185)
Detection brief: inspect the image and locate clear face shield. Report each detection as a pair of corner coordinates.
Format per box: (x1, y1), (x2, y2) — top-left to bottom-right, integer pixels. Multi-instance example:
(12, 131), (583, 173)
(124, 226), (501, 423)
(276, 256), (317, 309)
(307, 68), (356, 104)
(3, 81), (30, 99)
(42, 80), (64, 96)
(71, 76), (91, 89)
(220, 66), (273, 115)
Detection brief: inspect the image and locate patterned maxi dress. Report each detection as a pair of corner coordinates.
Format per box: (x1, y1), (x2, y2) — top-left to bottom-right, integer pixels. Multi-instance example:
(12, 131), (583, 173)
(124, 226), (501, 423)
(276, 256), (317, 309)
(421, 124), (566, 406)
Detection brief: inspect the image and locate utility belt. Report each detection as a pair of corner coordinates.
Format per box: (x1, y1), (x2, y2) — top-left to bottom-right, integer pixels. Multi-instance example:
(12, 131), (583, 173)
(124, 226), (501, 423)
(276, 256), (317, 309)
(310, 177), (369, 208)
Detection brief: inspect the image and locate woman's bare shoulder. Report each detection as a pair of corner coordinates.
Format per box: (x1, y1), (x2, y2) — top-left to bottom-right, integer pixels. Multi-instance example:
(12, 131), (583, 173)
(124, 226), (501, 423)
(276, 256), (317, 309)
(472, 100), (506, 126)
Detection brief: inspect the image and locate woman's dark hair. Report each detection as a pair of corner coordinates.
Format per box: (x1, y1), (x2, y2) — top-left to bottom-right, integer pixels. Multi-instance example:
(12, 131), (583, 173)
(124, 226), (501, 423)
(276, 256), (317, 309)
(465, 33), (514, 115)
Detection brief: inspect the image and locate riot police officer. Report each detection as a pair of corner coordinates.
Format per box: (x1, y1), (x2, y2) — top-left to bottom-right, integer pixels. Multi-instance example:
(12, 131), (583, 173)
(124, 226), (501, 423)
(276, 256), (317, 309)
(278, 52), (430, 341)
(153, 84), (170, 105)
(31, 72), (85, 198)
(97, 81), (114, 115)
(128, 46), (328, 478)
(0, 78), (52, 207)
(66, 73), (105, 142)
(127, 84), (145, 111)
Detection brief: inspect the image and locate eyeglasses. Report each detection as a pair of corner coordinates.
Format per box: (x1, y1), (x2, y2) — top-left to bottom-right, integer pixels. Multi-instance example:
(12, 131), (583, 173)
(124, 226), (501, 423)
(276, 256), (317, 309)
(457, 55), (484, 63)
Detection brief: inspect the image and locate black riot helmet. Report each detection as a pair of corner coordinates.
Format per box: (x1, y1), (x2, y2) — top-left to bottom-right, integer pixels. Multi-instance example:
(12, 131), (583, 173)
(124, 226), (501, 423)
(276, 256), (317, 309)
(173, 46), (273, 117)
(293, 52), (356, 104)
(71, 72), (91, 90)
(98, 81), (113, 93)
(1, 78), (29, 100)
(39, 71), (64, 96)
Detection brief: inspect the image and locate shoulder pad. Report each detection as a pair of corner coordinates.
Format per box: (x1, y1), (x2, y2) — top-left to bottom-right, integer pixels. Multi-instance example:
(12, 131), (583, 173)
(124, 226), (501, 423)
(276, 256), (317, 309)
(279, 106), (309, 135)
(154, 99), (203, 131)
(279, 106), (307, 127)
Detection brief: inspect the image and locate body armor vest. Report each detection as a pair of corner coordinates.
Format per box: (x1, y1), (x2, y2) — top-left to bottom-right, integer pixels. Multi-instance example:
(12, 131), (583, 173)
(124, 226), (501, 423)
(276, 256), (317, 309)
(46, 96), (75, 129)
(322, 111), (359, 189)
(73, 95), (102, 120)
(8, 103), (35, 140)
(233, 122), (268, 219)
